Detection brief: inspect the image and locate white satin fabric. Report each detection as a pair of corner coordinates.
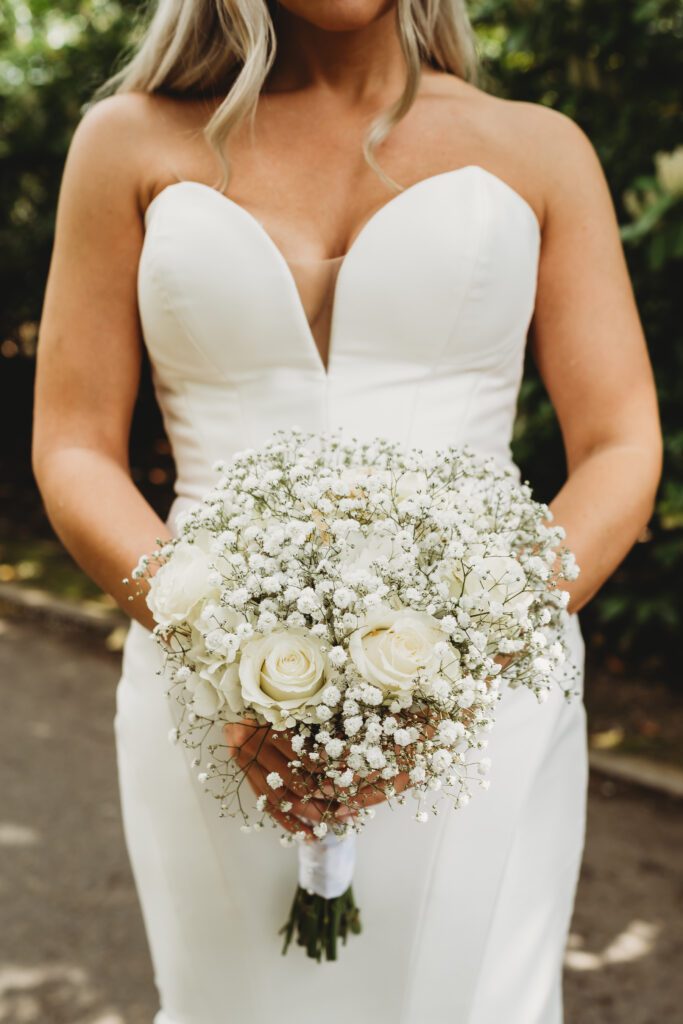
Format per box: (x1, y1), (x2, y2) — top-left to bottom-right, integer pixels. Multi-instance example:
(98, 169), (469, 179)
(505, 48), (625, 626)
(114, 165), (588, 1024)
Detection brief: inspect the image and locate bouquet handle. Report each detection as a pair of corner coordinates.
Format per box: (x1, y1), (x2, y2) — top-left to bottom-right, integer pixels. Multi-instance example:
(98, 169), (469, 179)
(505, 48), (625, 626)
(280, 829), (362, 961)
(298, 828), (357, 898)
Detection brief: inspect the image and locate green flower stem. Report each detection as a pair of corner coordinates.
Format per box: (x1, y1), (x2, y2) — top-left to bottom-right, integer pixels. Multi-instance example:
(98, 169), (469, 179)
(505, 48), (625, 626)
(279, 884), (362, 962)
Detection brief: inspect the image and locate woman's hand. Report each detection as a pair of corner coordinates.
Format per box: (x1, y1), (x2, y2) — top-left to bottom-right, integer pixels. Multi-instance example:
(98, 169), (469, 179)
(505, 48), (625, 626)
(224, 720), (410, 832)
(224, 696), (487, 832)
(223, 721), (335, 839)
(329, 767), (414, 818)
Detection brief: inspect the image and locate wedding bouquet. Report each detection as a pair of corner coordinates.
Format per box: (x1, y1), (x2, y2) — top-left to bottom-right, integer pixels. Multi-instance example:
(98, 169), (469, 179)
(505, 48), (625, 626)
(130, 427), (579, 961)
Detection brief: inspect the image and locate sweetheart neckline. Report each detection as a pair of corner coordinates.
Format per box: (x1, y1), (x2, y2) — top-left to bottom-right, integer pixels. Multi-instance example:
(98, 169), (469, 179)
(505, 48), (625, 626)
(142, 165), (542, 378)
(144, 165), (541, 249)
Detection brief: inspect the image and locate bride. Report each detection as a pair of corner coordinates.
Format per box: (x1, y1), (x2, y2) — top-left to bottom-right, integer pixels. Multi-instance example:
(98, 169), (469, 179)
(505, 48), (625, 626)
(32, 1), (661, 1021)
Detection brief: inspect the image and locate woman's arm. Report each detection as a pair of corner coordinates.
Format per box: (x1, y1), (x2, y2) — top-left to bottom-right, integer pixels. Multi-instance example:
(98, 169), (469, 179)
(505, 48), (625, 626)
(32, 99), (324, 835)
(32, 95), (171, 630)
(528, 109), (663, 613)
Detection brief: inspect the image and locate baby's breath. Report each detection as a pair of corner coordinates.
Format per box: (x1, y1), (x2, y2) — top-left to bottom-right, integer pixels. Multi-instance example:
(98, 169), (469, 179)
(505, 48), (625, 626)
(136, 426), (580, 837)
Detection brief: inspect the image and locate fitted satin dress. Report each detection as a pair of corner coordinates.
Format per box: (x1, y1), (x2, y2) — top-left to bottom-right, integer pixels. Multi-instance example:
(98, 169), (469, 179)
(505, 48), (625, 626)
(114, 165), (588, 1024)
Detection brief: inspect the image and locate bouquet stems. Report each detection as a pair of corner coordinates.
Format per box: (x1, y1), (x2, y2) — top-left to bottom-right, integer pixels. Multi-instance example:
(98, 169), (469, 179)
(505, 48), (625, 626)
(279, 884), (362, 961)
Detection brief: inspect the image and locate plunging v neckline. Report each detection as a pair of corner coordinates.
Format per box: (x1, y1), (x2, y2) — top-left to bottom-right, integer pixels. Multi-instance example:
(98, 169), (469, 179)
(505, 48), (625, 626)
(187, 169), (478, 378)
(284, 254), (345, 376)
(143, 165), (541, 378)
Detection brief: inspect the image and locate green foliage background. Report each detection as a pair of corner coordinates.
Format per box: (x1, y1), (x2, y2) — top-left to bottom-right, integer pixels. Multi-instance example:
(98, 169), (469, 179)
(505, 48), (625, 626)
(1, 0), (681, 675)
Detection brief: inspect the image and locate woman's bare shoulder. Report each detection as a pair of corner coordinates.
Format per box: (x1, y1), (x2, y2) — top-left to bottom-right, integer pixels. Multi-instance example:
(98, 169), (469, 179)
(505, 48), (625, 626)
(65, 92), (197, 212)
(71, 91), (173, 158)
(489, 92), (600, 170)
(63, 94), (160, 208)
(500, 95), (612, 231)
(419, 73), (604, 226)
(469, 88), (607, 211)
(428, 73), (593, 153)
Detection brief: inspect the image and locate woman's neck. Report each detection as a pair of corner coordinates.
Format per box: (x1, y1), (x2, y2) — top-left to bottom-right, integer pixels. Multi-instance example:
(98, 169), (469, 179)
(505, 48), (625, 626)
(265, 4), (408, 104)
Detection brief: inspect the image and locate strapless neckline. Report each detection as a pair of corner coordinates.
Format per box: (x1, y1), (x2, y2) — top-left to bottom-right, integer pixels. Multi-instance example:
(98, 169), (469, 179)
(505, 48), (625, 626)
(142, 165), (541, 378)
(145, 167), (544, 376)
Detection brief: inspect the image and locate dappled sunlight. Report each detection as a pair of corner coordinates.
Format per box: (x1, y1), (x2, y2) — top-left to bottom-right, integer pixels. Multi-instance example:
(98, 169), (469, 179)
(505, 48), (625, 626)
(104, 625), (128, 653)
(0, 822), (40, 847)
(0, 963), (125, 1024)
(565, 919), (660, 971)
(26, 720), (52, 739)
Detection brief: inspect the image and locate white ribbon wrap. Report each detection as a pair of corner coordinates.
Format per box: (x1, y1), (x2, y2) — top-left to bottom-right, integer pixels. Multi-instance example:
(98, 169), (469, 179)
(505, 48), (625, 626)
(297, 830), (357, 899)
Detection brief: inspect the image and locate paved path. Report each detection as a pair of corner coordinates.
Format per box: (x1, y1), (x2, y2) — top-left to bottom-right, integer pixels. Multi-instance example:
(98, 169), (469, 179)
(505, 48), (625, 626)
(1, 616), (681, 1024)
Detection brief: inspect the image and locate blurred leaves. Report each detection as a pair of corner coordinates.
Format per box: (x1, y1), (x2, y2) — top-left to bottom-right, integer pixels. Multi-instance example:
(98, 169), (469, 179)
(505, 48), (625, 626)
(0, 0), (141, 337)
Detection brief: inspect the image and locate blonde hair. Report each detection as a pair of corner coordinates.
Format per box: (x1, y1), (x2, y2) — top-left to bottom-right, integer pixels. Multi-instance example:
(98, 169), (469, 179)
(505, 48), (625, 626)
(94, 0), (479, 190)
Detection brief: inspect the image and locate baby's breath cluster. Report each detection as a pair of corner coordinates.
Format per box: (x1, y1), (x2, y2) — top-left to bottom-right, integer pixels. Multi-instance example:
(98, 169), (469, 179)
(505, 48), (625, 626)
(135, 426), (579, 838)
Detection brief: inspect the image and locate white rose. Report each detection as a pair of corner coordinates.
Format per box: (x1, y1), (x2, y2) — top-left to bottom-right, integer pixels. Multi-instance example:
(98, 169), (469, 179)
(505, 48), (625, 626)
(189, 608), (248, 666)
(437, 558), (466, 599)
(146, 540), (219, 627)
(463, 556), (531, 610)
(237, 628), (328, 726)
(185, 672), (225, 718)
(348, 607), (451, 694)
(341, 523), (402, 575)
(181, 612), (248, 719)
(215, 663), (246, 718)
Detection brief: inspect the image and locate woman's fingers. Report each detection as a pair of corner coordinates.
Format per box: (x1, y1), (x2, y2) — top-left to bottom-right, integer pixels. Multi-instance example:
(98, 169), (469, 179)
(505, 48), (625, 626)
(336, 770), (413, 817)
(224, 720), (413, 825)
(223, 719), (265, 757)
(242, 761), (316, 840)
(225, 721), (313, 778)
(311, 766), (381, 800)
(243, 731), (326, 808)
(267, 727), (327, 776)
(266, 726), (298, 760)
(225, 721), (330, 804)
(229, 728), (331, 823)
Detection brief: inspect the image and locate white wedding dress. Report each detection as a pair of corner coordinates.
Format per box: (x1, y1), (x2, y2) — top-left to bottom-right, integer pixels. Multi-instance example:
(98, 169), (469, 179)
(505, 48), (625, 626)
(114, 164), (588, 1024)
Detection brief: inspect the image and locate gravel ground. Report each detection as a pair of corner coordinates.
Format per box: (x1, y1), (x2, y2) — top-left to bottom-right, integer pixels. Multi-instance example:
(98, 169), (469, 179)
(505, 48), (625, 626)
(1, 615), (681, 1024)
